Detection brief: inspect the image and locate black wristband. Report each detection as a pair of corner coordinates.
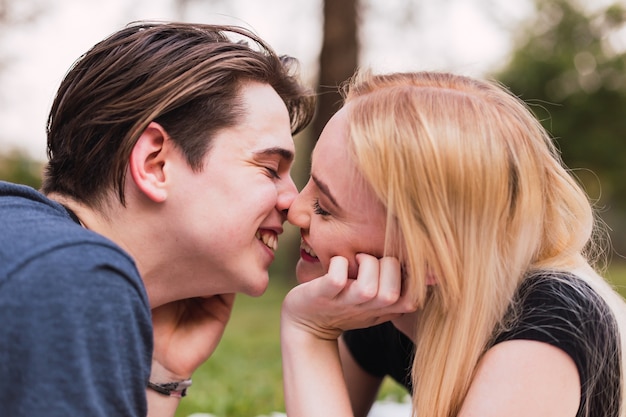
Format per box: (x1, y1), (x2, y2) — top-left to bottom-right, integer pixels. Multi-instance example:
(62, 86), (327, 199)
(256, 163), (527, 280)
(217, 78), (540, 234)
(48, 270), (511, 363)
(147, 379), (192, 398)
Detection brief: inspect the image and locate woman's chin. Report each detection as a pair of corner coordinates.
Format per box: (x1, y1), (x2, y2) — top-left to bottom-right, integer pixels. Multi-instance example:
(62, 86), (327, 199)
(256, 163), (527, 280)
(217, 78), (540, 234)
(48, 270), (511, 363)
(295, 258), (325, 283)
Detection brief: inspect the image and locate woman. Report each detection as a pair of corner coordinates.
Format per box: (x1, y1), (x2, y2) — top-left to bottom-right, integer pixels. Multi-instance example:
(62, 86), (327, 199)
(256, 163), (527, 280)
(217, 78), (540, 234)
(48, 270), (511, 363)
(281, 71), (626, 417)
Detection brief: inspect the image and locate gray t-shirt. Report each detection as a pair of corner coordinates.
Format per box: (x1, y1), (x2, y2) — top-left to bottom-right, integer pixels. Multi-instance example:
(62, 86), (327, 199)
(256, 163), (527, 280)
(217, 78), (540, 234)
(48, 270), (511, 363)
(0, 181), (152, 416)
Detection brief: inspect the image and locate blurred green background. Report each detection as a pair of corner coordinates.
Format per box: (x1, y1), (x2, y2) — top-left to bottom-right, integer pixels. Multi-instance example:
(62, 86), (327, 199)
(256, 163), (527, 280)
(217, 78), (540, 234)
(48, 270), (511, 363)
(2, 0), (626, 416)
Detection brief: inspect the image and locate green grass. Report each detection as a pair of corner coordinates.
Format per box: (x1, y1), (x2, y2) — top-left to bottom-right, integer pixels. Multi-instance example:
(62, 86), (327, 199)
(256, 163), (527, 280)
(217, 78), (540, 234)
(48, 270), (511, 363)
(175, 282), (288, 417)
(176, 263), (626, 417)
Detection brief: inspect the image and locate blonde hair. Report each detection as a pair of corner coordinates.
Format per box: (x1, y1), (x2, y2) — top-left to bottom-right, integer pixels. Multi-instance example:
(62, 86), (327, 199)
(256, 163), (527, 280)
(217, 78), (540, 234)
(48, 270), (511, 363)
(342, 71), (626, 417)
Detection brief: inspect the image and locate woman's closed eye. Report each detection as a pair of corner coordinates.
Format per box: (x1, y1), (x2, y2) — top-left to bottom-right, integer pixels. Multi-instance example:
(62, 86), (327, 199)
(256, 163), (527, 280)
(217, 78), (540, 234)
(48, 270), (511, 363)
(313, 199), (331, 216)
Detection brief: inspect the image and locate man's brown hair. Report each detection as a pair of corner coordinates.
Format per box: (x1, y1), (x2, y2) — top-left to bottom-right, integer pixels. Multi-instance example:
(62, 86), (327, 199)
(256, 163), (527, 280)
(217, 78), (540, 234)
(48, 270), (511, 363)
(42, 21), (315, 206)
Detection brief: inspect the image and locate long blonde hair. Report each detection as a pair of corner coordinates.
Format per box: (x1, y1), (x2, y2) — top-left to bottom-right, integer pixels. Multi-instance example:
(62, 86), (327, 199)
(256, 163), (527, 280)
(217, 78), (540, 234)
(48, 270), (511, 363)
(343, 71), (626, 417)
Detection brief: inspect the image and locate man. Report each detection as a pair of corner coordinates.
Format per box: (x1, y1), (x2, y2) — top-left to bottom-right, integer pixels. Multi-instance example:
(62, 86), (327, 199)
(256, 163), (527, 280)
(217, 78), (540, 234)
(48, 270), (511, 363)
(0, 22), (314, 416)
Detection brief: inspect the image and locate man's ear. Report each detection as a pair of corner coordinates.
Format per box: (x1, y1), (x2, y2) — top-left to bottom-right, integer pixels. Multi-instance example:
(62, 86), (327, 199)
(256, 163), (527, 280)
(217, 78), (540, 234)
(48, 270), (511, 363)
(129, 122), (171, 203)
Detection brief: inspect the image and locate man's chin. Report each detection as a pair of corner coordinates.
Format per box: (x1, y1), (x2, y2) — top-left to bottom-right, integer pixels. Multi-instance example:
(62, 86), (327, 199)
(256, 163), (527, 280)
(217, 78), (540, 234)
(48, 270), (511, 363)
(240, 271), (270, 297)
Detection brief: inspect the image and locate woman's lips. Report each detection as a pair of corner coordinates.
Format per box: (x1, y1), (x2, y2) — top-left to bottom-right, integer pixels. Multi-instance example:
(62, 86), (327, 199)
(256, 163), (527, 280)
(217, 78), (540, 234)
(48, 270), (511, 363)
(300, 238), (319, 262)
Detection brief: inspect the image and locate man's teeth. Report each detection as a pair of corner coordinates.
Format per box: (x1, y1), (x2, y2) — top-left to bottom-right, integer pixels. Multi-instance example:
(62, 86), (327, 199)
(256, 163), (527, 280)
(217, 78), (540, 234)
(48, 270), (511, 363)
(256, 230), (277, 251)
(301, 239), (317, 258)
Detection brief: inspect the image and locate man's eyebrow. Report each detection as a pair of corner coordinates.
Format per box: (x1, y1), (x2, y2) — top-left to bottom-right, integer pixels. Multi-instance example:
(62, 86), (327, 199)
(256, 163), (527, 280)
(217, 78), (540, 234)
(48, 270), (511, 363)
(253, 147), (294, 163)
(312, 174), (339, 208)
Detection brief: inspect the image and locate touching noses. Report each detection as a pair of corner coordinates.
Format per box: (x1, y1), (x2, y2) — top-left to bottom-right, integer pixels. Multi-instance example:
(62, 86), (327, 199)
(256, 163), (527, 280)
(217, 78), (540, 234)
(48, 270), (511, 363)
(286, 184), (310, 228)
(277, 175), (298, 217)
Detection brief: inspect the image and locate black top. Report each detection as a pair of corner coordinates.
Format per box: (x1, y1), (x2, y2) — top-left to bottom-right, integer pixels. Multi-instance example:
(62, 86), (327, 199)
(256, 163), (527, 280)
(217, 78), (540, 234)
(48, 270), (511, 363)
(343, 272), (622, 417)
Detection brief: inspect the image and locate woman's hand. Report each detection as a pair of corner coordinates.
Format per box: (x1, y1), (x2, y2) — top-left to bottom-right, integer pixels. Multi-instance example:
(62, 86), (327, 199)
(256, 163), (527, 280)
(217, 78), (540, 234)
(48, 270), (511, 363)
(280, 254), (416, 417)
(282, 254), (416, 340)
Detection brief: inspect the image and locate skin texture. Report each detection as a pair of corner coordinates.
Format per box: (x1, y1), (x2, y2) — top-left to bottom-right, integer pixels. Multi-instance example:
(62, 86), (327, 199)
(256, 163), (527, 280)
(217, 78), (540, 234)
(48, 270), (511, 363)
(129, 81), (297, 302)
(288, 108), (387, 284)
(459, 340), (580, 417)
(281, 104), (582, 417)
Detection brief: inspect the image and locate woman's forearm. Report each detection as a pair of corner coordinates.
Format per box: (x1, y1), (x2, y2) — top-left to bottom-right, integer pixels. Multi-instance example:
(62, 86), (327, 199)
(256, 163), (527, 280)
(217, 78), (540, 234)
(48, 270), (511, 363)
(281, 317), (354, 417)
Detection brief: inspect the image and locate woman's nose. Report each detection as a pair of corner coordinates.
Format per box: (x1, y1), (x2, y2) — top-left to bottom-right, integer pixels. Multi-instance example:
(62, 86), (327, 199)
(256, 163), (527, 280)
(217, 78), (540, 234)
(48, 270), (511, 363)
(287, 183), (311, 228)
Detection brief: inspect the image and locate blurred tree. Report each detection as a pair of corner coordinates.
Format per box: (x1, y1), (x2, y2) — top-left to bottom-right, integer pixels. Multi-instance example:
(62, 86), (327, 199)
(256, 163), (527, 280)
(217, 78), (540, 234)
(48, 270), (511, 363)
(0, 150), (43, 189)
(494, 0), (626, 256)
(312, 0), (359, 141)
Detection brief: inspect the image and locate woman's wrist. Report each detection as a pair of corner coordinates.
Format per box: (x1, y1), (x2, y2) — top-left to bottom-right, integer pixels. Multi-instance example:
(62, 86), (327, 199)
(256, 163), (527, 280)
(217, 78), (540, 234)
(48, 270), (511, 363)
(281, 309), (342, 342)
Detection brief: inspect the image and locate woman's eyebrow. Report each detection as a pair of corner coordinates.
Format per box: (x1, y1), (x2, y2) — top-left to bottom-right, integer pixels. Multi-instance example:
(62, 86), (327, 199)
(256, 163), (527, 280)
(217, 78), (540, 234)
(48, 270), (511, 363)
(253, 147), (294, 163)
(312, 174), (339, 208)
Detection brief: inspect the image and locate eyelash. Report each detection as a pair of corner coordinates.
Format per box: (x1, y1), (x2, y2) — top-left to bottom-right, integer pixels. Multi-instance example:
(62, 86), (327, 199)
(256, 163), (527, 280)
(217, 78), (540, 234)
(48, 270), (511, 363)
(265, 167), (280, 179)
(313, 199), (331, 216)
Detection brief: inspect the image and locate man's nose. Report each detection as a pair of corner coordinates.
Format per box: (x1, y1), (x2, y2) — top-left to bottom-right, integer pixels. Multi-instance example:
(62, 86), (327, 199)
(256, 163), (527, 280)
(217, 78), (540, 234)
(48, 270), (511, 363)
(277, 175), (298, 216)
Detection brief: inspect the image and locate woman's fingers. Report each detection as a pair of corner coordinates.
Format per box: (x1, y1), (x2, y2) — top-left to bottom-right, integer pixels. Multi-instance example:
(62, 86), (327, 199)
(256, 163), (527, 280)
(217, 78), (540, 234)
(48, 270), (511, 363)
(314, 256), (350, 299)
(305, 254), (404, 308)
(283, 254), (415, 337)
(340, 254), (403, 309)
(376, 257), (403, 306)
(345, 253), (380, 304)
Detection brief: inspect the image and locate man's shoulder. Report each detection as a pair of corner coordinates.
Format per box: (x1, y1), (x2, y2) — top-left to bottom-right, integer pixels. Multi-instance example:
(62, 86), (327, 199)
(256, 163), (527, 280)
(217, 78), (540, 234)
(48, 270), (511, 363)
(0, 183), (142, 292)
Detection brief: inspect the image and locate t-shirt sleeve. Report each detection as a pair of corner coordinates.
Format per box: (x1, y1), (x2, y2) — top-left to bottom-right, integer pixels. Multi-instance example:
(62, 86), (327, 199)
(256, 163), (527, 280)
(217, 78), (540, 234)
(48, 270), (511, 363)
(0, 243), (153, 416)
(492, 274), (621, 416)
